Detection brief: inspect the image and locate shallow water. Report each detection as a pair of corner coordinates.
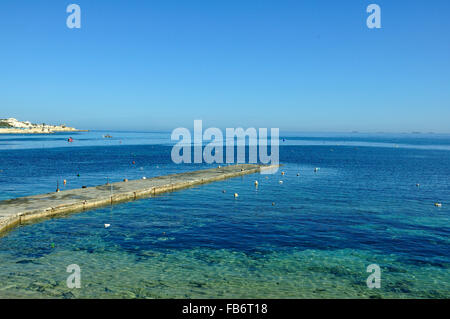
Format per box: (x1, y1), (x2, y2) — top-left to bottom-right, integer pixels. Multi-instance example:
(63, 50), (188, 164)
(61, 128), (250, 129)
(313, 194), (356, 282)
(0, 132), (449, 298)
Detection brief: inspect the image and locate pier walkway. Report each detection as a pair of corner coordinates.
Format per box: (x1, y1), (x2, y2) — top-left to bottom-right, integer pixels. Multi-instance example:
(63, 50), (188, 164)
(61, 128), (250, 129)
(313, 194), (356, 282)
(0, 164), (277, 234)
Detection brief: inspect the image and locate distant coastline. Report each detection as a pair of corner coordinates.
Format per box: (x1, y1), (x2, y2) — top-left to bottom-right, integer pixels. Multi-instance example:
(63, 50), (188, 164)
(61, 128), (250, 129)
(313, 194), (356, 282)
(0, 118), (87, 134)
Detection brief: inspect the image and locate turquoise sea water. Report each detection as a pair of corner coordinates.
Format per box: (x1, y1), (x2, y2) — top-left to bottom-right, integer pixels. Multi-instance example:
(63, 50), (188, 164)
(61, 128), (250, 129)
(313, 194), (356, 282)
(0, 131), (449, 298)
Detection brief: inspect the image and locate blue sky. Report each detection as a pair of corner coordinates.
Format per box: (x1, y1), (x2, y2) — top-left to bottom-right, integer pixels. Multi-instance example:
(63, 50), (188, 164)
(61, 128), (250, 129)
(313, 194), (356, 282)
(0, 0), (449, 132)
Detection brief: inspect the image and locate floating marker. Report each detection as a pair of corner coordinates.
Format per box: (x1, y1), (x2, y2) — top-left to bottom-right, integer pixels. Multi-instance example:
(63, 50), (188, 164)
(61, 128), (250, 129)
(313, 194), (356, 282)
(63, 179), (67, 185)
(254, 180), (259, 186)
(234, 193), (239, 198)
(104, 224), (111, 228)
(279, 180), (283, 184)
(281, 171), (285, 175)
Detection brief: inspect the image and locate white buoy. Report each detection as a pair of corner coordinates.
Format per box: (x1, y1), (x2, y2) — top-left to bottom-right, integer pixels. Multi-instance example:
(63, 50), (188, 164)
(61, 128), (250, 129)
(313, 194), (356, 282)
(254, 180), (259, 186)
(234, 193), (239, 198)
(104, 224), (111, 228)
(279, 180), (283, 184)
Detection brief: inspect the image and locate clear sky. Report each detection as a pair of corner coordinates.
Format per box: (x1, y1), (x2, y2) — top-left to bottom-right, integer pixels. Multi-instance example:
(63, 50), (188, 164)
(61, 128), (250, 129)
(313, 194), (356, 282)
(0, 0), (449, 132)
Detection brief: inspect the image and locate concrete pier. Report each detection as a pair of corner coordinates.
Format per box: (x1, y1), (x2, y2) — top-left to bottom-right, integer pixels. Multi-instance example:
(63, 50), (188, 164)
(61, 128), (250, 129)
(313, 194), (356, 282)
(0, 164), (278, 235)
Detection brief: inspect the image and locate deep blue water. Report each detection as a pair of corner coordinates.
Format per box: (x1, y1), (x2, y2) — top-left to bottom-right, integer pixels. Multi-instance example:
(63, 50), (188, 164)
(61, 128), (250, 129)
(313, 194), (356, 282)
(0, 131), (448, 298)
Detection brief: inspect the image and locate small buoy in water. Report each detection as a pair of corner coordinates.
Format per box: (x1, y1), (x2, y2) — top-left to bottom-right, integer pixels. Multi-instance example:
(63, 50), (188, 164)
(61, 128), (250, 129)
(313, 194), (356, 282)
(435, 203), (442, 207)
(142, 176), (147, 180)
(254, 180), (259, 186)
(234, 193), (239, 198)
(63, 179), (67, 185)
(281, 171), (285, 175)
(104, 224), (111, 228)
(123, 178), (128, 182)
(279, 180), (283, 184)
(416, 183), (420, 187)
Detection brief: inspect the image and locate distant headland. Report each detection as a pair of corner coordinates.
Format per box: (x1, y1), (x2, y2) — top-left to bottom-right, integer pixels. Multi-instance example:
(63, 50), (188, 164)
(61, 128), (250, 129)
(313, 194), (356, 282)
(0, 118), (87, 134)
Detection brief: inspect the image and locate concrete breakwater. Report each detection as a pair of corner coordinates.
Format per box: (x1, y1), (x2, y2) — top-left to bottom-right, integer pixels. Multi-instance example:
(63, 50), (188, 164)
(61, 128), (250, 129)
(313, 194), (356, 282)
(0, 164), (278, 235)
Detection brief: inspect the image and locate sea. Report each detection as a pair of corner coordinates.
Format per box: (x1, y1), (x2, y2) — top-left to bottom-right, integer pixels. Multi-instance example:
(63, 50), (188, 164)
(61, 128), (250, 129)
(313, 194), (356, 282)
(0, 131), (448, 298)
